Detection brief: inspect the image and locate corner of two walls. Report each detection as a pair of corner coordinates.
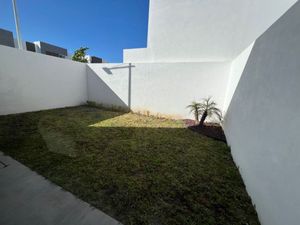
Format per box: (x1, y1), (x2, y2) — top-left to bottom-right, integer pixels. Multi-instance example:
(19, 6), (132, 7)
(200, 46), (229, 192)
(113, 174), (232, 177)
(223, 42), (255, 115)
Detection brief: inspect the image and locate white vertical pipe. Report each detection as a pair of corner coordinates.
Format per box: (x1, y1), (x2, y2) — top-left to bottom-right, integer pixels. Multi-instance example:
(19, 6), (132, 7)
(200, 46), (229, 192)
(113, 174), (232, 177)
(12, 0), (23, 49)
(128, 63), (132, 109)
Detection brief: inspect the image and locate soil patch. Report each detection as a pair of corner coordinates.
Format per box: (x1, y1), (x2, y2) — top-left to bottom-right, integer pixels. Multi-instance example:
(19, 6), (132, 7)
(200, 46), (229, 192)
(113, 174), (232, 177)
(183, 119), (227, 143)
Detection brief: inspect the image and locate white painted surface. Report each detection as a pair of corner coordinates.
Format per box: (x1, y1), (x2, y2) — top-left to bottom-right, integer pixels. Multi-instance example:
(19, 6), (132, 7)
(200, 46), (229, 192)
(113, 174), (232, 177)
(123, 48), (153, 63)
(223, 2), (300, 225)
(87, 64), (130, 109)
(87, 62), (231, 119)
(124, 0), (297, 63)
(223, 42), (255, 112)
(0, 45), (87, 115)
(33, 41), (41, 53)
(0, 46), (231, 120)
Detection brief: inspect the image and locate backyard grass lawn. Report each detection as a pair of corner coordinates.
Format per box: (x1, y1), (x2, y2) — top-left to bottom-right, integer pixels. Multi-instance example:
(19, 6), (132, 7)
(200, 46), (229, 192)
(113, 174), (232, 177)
(0, 106), (260, 225)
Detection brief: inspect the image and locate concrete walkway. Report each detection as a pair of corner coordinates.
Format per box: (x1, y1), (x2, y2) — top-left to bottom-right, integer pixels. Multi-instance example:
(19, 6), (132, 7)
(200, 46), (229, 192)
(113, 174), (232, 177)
(0, 152), (122, 225)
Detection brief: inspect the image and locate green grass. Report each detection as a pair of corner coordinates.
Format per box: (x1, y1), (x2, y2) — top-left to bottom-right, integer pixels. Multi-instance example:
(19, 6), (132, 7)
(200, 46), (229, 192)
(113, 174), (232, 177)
(0, 106), (260, 225)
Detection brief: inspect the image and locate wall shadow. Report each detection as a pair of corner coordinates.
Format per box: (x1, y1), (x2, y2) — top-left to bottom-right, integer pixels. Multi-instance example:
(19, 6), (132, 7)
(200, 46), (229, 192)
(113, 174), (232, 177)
(101, 63), (135, 109)
(86, 66), (129, 110)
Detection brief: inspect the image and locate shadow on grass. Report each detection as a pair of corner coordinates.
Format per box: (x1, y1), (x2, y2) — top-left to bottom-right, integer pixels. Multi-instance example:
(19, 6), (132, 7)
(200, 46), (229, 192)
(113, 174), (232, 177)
(0, 106), (260, 225)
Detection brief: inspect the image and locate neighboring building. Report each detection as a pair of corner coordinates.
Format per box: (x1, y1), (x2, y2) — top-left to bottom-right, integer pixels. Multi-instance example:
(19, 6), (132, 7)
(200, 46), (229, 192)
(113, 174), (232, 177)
(25, 41), (36, 52)
(0, 28), (104, 62)
(0, 28), (15, 48)
(34, 41), (68, 58)
(86, 55), (106, 63)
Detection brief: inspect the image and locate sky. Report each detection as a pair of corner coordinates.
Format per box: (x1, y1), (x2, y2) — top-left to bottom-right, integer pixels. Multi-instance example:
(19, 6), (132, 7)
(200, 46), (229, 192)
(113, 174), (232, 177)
(0, 0), (149, 62)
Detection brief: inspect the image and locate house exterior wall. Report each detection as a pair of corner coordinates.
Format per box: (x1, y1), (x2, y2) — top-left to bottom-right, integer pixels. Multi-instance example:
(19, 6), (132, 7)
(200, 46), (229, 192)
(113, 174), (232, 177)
(0, 45), (87, 115)
(124, 0), (297, 63)
(223, 2), (300, 225)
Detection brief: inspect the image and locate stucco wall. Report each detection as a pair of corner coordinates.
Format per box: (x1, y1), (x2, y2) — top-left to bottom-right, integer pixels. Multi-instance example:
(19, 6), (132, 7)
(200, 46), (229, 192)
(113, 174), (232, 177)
(123, 48), (153, 63)
(0, 45), (87, 115)
(87, 62), (231, 119)
(223, 2), (300, 225)
(0, 46), (231, 119)
(124, 0), (297, 63)
(223, 42), (255, 112)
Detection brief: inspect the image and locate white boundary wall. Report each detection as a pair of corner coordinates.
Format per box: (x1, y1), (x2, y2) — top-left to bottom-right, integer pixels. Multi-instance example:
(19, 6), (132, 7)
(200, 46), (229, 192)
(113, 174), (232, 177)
(0, 45), (230, 119)
(87, 62), (231, 119)
(0, 45), (87, 115)
(223, 2), (300, 225)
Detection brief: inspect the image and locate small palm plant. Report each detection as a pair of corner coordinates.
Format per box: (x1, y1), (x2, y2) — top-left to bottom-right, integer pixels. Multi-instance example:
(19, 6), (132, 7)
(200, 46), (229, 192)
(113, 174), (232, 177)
(187, 101), (201, 122)
(187, 97), (222, 127)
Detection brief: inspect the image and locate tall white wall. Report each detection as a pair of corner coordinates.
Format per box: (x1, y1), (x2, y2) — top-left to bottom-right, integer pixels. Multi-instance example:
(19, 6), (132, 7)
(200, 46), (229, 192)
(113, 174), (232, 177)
(223, 2), (300, 225)
(0, 45), (87, 115)
(124, 0), (297, 63)
(223, 42), (255, 112)
(87, 62), (231, 119)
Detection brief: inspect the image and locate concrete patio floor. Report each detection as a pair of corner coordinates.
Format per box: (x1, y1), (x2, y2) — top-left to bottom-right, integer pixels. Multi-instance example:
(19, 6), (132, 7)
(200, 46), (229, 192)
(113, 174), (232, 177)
(0, 152), (122, 225)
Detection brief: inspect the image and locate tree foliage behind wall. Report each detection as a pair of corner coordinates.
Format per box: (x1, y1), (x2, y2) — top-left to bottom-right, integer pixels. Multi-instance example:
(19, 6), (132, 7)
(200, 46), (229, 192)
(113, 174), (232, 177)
(72, 47), (89, 63)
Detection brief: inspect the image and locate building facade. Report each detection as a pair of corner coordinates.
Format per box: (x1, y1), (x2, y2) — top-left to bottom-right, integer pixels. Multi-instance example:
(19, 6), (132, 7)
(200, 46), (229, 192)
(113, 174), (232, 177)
(0, 28), (104, 63)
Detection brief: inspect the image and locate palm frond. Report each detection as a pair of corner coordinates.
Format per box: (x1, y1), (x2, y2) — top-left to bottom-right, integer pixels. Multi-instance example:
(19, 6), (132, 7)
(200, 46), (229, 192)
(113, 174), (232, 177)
(210, 107), (222, 113)
(188, 97), (222, 123)
(187, 101), (202, 121)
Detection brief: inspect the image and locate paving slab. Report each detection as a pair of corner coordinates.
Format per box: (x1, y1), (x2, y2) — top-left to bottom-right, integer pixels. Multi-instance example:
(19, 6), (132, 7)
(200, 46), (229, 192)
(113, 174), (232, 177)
(0, 152), (122, 225)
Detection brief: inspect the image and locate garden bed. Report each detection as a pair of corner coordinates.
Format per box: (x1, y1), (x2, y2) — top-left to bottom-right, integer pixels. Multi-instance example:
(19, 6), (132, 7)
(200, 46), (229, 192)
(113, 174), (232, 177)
(184, 120), (227, 143)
